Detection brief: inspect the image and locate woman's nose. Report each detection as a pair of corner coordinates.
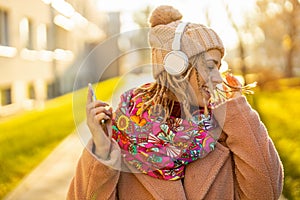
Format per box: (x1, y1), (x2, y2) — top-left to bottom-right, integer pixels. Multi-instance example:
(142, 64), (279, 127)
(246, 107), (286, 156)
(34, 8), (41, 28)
(209, 69), (223, 84)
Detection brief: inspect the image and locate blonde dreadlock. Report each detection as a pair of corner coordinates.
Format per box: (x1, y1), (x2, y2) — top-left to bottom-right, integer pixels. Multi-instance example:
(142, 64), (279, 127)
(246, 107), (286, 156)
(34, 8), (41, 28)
(133, 54), (204, 121)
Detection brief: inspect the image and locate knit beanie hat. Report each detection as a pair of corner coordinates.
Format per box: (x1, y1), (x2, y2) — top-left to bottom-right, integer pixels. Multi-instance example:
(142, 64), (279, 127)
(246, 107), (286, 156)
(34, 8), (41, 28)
(148, 5), (225, 79)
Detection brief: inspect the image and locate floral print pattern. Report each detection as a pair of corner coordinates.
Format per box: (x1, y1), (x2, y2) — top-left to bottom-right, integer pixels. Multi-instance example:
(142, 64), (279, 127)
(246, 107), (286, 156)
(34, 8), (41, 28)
(112, 87), (218, 180)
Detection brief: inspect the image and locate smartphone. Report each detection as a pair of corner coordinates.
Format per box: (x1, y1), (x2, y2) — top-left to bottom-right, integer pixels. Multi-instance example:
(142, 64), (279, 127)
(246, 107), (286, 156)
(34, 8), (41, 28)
(88, 83), (107, 125)
(88, 83), (97, 102)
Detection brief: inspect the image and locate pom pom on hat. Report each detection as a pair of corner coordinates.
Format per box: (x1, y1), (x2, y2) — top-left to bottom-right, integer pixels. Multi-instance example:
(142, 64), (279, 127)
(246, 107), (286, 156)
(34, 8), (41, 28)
(148, 5), (225, 79)
(149, 5), (182, 27)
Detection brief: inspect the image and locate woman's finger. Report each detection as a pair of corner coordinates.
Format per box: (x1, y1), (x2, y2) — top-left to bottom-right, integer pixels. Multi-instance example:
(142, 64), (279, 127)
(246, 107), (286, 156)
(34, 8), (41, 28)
(86, 100), (109, 111)
(87, 86), (93, 104)
(94, 112), (110, 123)
(91, 106), (112, 116)
(107, 119), (113, 139)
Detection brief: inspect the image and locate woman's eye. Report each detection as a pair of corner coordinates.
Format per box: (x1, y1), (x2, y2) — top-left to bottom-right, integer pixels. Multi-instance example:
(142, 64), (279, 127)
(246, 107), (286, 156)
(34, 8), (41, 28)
(207, 64), (215, 70)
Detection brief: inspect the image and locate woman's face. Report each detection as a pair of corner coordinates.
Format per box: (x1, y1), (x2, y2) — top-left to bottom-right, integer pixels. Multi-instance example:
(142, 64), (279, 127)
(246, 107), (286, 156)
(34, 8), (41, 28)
(188, 49), (223, 107)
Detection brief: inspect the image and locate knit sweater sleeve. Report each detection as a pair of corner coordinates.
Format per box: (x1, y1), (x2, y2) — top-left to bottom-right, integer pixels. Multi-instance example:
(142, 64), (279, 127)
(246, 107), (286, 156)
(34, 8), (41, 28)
(67, 139), (121, 200)
(213, 96), (283, 200)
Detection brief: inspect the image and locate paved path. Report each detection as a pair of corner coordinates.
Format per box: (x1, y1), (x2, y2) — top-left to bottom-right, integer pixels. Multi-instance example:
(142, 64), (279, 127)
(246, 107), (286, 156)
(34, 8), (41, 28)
(4, 72), (153, 200)
(4, 124), (86, 200)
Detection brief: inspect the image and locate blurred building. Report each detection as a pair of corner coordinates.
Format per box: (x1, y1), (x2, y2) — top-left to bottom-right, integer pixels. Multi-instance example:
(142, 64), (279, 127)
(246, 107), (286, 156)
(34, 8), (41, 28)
(0, 0), (121, 116)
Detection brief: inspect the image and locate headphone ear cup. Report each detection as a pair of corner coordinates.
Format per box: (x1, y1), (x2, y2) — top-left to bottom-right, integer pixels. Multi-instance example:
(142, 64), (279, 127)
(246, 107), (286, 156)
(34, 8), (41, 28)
(163, 51), (189, 76)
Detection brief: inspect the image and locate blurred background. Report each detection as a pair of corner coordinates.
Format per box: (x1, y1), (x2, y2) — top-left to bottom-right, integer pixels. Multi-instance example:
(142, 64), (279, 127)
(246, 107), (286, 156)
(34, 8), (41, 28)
(0, 0), (299, 199)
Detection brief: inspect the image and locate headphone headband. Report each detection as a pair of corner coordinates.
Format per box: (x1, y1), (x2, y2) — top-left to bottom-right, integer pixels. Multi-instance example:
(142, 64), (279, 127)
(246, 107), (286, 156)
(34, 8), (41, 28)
(172, 22), (189, 51)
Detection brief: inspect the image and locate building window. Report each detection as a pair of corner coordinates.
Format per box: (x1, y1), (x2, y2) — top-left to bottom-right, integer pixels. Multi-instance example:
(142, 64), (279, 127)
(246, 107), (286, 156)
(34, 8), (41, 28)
(19, 17), (34, 49)
(55, 25), (69, 49)
(0, 8), (9, 46)
(28, 84), (35, 99)
(37, 23), (47, 50)
(1, 88), (12, 105)
(47, 23), (53, 50)
(47, 83), (55, 99)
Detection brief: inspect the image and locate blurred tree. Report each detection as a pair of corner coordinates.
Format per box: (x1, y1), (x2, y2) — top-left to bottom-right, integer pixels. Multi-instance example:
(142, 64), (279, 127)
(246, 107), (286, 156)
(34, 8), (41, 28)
(130, 6), (153, 72)
(133, 6), (152, 28)
(256, 0), (300, 77)
(132, 5), (152, 50)
(220, 1), (260, 84)
(223, 2), (248, 83)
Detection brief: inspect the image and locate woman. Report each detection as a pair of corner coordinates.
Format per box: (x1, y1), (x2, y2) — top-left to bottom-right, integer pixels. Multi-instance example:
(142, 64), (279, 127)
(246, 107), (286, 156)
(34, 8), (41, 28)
(68, 5), (283, 200)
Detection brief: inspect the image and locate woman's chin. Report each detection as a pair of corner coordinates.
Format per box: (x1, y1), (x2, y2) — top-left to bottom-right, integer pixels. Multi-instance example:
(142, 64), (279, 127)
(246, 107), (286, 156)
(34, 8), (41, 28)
(197, 94), (210, 107)
(189, 95), (209, 108)
(197, 102), (205, 108)
(189, 99), (205, 107)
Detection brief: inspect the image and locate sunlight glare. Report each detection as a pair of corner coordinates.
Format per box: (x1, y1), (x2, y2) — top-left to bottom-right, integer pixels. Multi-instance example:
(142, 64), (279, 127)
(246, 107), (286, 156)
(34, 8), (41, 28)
(96, 0), (257, 49)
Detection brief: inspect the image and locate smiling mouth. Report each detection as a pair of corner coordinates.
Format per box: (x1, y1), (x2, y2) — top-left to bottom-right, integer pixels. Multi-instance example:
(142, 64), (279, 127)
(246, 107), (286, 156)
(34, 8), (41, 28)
(201, 86), (211, 98)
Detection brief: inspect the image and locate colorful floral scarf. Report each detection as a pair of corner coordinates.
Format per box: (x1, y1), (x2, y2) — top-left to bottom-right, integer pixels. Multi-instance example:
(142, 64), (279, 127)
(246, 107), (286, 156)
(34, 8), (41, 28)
(112, 87), (218, 180)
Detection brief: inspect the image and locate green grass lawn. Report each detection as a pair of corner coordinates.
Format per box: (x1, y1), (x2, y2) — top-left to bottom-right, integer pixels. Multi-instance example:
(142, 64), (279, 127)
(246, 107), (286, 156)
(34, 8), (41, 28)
(250, 88), (300, 200)
(0, 77), (121, 199)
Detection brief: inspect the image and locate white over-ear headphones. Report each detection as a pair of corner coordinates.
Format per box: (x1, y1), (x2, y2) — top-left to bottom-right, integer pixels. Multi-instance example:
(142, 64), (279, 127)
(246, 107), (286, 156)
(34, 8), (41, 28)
(163, 22), (189, 76)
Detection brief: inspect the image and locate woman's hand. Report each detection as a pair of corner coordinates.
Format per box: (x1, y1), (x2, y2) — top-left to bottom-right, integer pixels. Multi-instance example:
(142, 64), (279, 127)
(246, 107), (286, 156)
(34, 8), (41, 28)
(86, 87), (113, 159)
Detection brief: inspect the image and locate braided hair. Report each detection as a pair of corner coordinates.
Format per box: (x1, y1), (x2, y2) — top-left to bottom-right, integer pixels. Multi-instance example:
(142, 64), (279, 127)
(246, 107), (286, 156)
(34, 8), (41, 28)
(133, 53), (208, 121)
